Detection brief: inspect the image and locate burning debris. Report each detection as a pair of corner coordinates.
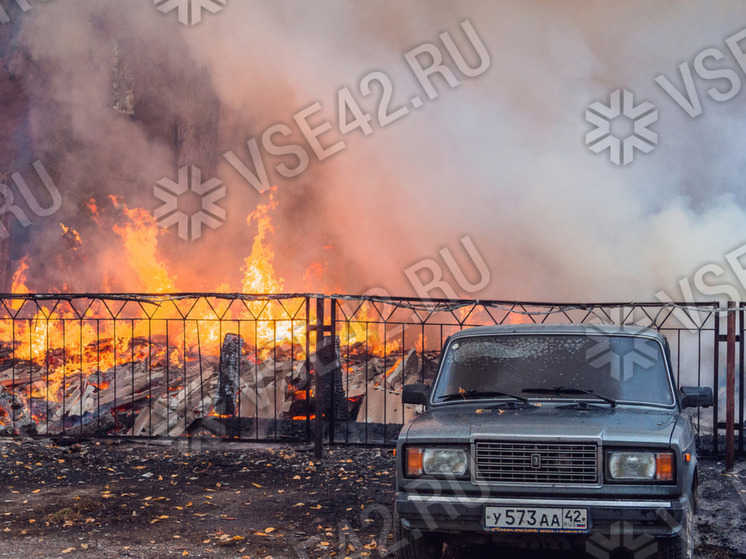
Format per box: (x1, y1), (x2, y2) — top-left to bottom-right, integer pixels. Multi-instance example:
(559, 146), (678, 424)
(0, 192), (509, 443)
(0, 191), (448, 442)
(0, 310), (437, 443)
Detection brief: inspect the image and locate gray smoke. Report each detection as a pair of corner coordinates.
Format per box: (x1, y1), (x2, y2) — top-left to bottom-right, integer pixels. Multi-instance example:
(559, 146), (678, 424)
(3, 0), (746, 302)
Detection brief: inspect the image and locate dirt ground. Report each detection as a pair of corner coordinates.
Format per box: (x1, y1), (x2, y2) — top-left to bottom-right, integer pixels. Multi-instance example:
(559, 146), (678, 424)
(0, 438), (743, 559)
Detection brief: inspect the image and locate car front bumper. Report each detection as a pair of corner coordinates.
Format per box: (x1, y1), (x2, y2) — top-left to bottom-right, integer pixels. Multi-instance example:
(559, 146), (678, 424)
(396, 493), (691, 541)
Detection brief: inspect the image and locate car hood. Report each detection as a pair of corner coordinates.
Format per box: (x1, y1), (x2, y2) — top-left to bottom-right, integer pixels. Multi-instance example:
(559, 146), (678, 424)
(403, 403), (679, 446)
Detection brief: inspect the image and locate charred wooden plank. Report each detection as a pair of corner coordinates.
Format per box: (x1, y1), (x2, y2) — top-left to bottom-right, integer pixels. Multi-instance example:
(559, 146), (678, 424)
(214, 333), (244, 416)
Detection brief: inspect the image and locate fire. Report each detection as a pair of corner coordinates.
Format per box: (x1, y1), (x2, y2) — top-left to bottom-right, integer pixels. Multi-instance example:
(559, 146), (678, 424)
(239, 193), (305, 350)
(242, 194), (283, 295)
(302, 261), (327, 285)
(11, 257), (29, 294)
(112, 206), (177, 293)
(333, 301), (403, 355)
(414, 332), (427, 351)
(0, 191), (407, 423)
(506, 311), (532, 325)
(2, 207), (182, 407)
(60, 222), (82, 250)
(86, 197), (100, 221)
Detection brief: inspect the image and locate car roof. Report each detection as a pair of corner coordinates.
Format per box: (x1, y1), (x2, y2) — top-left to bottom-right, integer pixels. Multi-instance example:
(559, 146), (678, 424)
(447, 323), (667, 342)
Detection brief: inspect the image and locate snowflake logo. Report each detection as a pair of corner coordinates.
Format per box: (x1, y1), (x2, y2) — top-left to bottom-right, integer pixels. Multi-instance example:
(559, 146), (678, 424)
(586, 89), (658, 166)
(0, 0), (32, 25)
(656, 507), (695, 559)
(586, 521), (658, 558)
(153, 0), (226, 26)
(154, 166), (226, 242)
(586, 324), (659, 382)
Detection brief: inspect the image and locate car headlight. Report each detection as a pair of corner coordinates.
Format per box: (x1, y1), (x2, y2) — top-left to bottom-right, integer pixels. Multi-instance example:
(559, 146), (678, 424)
(607, 451), (675, 482)
(406, 447), (468, 477)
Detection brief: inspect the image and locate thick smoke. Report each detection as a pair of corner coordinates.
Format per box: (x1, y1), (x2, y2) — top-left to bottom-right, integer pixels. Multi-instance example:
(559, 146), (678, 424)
(2, 0), (746, 302)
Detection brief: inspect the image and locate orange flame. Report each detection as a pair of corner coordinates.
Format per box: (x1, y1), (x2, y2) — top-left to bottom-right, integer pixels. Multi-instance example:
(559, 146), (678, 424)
(239, 194), (305, 350)
(0, 192), (407, 417)
(112, 206), (177, 293)
(242, 194), (283, 295)
(86, 197), (99, 221)
(60, 222), (82, 249)
(11, 257), (30, 295)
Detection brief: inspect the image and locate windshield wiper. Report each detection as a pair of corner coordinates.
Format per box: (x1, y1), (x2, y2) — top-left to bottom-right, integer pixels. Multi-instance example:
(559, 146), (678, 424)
(440, 389), (530, 404)
(522, 386), (617, 407)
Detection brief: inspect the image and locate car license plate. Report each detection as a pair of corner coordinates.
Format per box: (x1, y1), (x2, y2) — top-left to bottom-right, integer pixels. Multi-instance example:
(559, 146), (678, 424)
(484, 506), (588, 533)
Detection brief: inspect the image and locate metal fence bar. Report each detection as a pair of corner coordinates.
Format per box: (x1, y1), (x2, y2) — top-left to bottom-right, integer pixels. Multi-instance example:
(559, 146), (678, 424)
(714, 310), (721, 455)
(727, 302), (736, 470)
(0, 295), (733, 453)
(737, 310), (746, 452)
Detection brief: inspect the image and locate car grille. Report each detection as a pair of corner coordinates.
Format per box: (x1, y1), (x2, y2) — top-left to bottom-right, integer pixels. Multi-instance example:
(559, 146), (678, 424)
(474, 441), (598, 485)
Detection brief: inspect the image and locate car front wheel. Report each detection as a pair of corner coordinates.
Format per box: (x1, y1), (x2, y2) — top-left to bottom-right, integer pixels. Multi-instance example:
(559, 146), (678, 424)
(393, 509), (444, 559)
(656, 505), (694, 559)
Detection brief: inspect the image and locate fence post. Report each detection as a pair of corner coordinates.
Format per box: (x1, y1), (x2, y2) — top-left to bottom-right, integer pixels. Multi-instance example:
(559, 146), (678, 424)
(304, 297), (311, 444)
(726, 302), (736, 471)
(737, 307), (746, 452)
(314, 298), (324, 459)
(714, 307), (720, 455)
(329, 299), (337, 445)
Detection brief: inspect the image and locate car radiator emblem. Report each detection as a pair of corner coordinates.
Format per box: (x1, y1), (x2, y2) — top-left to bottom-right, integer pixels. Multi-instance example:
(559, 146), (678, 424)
(530, 453), (542, 469)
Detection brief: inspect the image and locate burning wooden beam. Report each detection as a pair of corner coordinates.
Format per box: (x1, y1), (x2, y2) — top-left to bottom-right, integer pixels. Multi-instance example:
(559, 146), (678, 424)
(214, 333), (244, 416)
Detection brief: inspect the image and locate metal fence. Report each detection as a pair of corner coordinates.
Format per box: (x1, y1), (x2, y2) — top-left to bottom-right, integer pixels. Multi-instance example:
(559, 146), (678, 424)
(0, 294), (740, 455)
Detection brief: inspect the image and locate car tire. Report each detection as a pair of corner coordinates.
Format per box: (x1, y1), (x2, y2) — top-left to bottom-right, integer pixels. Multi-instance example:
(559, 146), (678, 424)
(393, 509), (444, 559)
(656, 505), (694, 559)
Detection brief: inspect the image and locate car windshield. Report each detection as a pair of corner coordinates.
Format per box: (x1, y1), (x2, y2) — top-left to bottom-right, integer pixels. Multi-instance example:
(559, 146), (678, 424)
(432, 333), (675, 406)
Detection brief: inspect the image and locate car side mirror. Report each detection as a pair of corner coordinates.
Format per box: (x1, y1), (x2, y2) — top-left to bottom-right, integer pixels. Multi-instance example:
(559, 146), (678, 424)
(680, 386), (714, 408)
(402, 383), (430, 406)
